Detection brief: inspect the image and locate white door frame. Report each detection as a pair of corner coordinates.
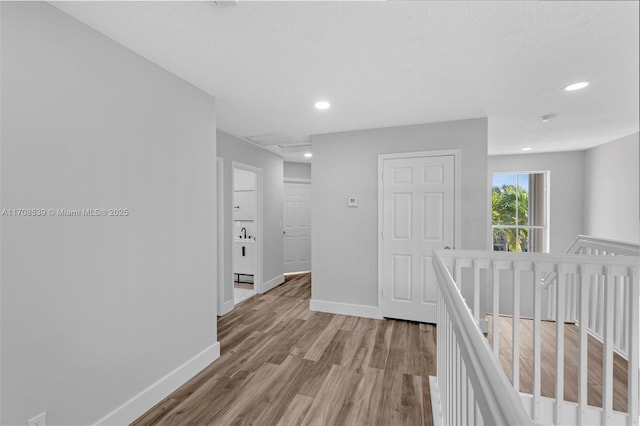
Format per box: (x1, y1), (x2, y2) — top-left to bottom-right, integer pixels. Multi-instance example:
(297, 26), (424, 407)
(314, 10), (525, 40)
(217, 157), (234, 315)
(377, 149), (462, 310)
(232, 161), (264, 294)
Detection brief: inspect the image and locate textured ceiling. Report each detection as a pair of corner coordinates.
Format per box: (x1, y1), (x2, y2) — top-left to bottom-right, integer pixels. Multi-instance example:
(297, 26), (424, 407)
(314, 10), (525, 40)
(52, 1), (639, 161)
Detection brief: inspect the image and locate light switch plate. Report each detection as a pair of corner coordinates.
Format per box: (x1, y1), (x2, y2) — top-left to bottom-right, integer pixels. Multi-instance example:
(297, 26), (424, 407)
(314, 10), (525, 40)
(347, 197), (358, 207)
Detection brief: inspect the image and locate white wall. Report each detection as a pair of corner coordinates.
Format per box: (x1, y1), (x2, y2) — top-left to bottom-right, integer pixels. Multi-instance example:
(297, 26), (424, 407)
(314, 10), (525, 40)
(488, 151), (585, 254)
(284, 161), (311, 181)
(217, 131), (284, 310)
(584, 132), (640, 244)
(311, 118), (488, 312)
(1, 3), (218, 425)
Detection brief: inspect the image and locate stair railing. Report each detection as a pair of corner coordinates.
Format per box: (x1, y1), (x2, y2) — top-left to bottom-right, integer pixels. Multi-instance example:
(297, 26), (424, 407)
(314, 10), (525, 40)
(432, 249), (639, 426)
(542, 235), (639, 358)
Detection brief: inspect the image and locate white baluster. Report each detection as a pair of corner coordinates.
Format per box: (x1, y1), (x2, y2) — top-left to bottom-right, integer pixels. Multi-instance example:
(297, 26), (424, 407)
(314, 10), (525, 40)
(598, 274), (605, 336)
(555, 263), (565, 425)
(602, 267), (614, 424)
(440, 295), (446, 424)
(492, 261), (500, 356)
(623, 277), (629, 355)
(512, 263), (520, 392)
(467, 375), (474, 425)
(437, 289), (443, 422)
(449, 311), (453, 425)
(473, 259), (480, 325)
(565, 273), (573, 322)
(533, 265), (542, 422)
(549, 280), (557, 321)
(445, 307), (450, 424)
(455, 340), (460, 426)
(614, 276), (623, 354)
(578, 265), (589, 425)
(628, 268), (639, 426)
(461, 360), (467, 426)
(589, 274), (597, 333)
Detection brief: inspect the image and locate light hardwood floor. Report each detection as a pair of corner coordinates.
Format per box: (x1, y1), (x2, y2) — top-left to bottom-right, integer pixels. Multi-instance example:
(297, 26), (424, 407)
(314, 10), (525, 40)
(132, 273), (437, 425)
(488, 315), (629, 413)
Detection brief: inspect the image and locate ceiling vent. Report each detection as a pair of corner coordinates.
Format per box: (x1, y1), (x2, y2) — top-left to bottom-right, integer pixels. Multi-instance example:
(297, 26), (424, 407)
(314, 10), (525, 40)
(211, 1), (238, 8)
(244, 133), (310, 147)
(279, 144), (312, 154)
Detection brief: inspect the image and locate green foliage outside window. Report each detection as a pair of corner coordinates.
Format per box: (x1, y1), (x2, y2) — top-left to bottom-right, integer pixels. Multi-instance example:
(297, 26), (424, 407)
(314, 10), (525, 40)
(492, 184), (529, 252)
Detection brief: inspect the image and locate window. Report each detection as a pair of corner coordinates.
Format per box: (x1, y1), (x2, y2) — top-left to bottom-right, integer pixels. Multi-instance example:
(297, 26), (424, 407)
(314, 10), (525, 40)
(492, 172), (548, 253)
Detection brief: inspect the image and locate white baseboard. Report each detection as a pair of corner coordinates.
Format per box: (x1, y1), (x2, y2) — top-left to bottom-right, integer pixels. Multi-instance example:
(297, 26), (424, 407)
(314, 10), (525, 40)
(93, 342), (220, 426)
(310, 299), (383, 320)
(429, 376), (443, 426)
(260, 274), (284, 293)
(218, 299), (234, 316)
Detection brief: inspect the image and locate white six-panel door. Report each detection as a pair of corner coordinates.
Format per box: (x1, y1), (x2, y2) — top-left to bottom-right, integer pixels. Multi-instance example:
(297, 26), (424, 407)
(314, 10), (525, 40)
(283, 183), (311, 273)
(381, 154), (455, 323)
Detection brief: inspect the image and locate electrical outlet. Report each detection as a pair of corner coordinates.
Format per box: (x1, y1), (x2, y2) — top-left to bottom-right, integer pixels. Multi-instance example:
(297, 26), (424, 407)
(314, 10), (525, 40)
(27, 411), (46, 426)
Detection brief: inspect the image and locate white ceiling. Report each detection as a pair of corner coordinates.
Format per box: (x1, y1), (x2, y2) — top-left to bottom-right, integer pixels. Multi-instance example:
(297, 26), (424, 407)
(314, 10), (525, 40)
(52, 1), (639, 162)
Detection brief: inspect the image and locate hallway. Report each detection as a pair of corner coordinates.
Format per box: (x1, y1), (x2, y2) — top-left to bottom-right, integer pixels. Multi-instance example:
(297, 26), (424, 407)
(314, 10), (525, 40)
(132, 273), (436, 425)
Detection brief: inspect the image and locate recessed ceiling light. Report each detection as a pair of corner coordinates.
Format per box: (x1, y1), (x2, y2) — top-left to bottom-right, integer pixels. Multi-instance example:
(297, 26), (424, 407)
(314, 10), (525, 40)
(564, 81), (589, 91)
(314, 101), (330, 110)
(304, 152), (313, 158)
(521, 147), (533, 152)
(541, 114), (557, 123)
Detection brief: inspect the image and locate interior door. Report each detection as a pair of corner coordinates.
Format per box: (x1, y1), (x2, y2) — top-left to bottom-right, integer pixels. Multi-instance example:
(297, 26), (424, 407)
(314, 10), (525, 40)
(283, 183), (311, 273)
(381, 154), (455, 323)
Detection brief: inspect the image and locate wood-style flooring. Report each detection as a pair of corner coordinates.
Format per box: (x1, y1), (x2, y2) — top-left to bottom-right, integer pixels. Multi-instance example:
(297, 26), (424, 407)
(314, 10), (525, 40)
(488, 315), (629, 413)
(233, 282), (254, 290)
(132, 273), (437, 425)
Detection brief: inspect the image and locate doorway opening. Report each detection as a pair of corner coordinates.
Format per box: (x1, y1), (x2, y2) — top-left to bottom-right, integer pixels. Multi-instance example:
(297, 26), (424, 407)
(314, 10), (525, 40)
(232, 163), (263, 305)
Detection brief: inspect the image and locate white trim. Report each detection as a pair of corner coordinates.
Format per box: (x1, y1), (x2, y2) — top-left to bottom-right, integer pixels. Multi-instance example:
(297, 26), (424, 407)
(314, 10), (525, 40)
(377, 149), (462, 316)
(309, 299), (383, 319)
(429, 376), (443, 426)
(544, 170), (551, 253)
(93, 342), (220, 426)
(232, 162), (264, 295)
(284, 177), (311, 184)
(260, 274), (285, 293)
(218, 299), (234, 316)
(217, 158), (232, 316)
(284, 271), (311, 276)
